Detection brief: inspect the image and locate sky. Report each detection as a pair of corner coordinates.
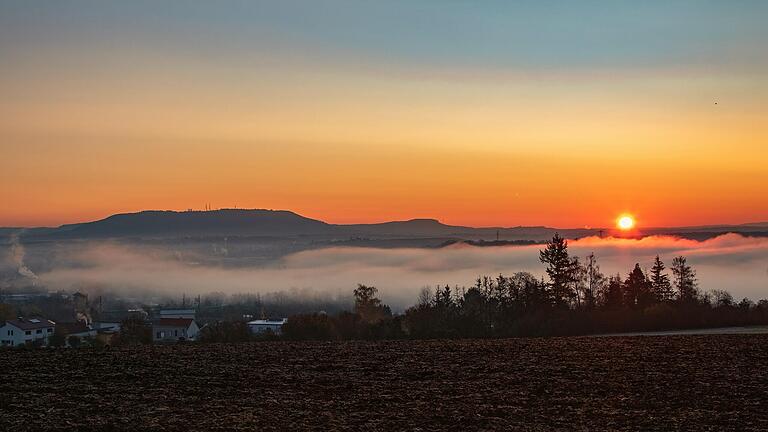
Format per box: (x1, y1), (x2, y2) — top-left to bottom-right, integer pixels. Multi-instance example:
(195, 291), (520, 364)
(1, 1), (767, 228)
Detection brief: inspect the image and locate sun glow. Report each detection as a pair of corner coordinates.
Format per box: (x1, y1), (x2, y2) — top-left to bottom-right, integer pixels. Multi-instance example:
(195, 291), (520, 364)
(617, 214), (636, 231)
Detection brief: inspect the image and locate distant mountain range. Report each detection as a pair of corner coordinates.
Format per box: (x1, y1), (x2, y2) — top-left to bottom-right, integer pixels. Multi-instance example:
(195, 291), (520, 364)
(4, 209), (768, 242)
(52, 210), (336, 238)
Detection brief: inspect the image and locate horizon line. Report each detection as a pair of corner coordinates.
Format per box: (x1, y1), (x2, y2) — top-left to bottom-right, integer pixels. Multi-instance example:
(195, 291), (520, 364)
(3, 207), (767, 232)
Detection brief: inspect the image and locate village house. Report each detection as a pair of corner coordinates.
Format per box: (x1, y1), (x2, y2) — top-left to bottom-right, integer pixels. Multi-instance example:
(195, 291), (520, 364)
(152, 318), (200, 342)
(247, 318), (288, 335)
(0, 317), (56, 347)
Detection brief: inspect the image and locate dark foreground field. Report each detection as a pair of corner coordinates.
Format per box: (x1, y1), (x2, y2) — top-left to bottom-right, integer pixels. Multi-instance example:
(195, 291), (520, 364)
(2, 336), (767, 431)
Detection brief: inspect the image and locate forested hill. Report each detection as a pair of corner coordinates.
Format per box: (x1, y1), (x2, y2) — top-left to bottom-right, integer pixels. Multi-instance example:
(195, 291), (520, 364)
(6, 209), (768, 241)
(28, 210), (338, 239)
(14, 210), (596, 241)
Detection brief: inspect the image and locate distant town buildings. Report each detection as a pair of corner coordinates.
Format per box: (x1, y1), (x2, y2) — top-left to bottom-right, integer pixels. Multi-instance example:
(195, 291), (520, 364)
(0, 316), (125, 348)
(247, 318), (288, 335)
(1, 292), (290, 347)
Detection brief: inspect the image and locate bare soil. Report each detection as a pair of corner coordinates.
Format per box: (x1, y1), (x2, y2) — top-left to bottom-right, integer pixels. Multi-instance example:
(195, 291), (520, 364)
(1, 336), (767, 431)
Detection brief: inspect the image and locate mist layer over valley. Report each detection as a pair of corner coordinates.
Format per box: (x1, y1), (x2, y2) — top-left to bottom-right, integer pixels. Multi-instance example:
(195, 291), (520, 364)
(3, 231), (767, 311)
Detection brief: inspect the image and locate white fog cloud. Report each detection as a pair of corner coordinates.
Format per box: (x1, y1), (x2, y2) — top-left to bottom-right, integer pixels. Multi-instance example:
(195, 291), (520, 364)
(28, 234), (768, 310)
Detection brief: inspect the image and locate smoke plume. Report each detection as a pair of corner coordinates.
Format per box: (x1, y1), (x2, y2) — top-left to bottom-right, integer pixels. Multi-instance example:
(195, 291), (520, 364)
(9, 232), (38, 281)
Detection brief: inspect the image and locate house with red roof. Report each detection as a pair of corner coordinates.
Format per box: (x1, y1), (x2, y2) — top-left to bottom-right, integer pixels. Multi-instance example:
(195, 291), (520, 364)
(152, 318), (200, 343)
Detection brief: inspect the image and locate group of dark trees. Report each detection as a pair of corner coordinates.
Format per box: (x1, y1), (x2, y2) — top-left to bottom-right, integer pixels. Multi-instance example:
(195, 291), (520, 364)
(47, 330), (106, 349)
(537, 234), (701, 310)
(112, 315), (153, 345)
(282, 234), (768, 340)
(195, 284), (401, 343)
(281, 284), (403, 340)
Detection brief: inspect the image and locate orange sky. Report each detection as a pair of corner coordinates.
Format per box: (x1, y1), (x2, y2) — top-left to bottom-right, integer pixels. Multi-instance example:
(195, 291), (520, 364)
(2, 68), (767, 228)
(2, 2), (767, 228)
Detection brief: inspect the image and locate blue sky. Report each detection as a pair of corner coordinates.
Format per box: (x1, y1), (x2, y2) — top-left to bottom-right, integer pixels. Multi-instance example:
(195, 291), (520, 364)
(2, 1), (767, 73)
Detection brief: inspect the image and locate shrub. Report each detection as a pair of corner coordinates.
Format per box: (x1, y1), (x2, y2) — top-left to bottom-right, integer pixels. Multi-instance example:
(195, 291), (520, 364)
(48, 328), (66, 348)
(67, 335), (82, 348)
(114, 316), (152, 346)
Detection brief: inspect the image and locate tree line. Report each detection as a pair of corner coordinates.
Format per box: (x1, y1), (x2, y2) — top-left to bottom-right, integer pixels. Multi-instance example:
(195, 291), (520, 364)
(96, 234), (768, 344)
(281, 234), (768, 340)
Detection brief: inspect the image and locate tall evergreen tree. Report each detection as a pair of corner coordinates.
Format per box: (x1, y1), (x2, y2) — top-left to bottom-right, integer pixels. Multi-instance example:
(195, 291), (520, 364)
(649, 255), (673, 302)
(671, 256), (698, 304)
(624, 264), (653, 309)
(602, 273), (624, 309)
(539, 234), (577, 307)
(510, 272), (547, 311)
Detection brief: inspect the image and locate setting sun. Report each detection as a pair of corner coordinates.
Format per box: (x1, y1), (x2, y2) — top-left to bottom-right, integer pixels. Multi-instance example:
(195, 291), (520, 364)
(617, 215), (636, 230)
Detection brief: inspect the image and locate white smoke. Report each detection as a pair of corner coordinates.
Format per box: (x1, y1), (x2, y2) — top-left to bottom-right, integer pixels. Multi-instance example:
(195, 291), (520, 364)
(9, 231), (38, 281)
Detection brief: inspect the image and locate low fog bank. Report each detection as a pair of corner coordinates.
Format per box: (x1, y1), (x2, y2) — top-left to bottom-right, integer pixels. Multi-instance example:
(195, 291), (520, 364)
(2, 234), (767, 311)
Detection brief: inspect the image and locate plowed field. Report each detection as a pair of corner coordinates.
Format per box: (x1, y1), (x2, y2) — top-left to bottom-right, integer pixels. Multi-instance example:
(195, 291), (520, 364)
(1, 336), (766, 431)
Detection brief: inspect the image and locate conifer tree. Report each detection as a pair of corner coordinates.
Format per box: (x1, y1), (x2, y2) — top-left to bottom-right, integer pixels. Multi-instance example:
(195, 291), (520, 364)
(671, 256), (698, 304)
(624, 264), (653, 309)
(650, 255), (673, 302)
(602, 273), (624, 309)
(539, 234), (577, 307)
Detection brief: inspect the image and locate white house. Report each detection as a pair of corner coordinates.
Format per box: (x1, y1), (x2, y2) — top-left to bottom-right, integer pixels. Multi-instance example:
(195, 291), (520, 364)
(247, 318), (288, 335)
(152, 318), (200, 342)
(0, 317), (55, 347)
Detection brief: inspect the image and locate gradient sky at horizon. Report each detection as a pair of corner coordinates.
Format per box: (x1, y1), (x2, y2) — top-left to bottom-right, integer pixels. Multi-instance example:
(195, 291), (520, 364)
(2, 1), (767, 228)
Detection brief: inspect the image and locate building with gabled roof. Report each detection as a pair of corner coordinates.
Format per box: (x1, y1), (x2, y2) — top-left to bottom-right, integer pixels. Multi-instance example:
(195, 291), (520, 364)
(152, 318), (199, 342)
(0, 317), (55, 347)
